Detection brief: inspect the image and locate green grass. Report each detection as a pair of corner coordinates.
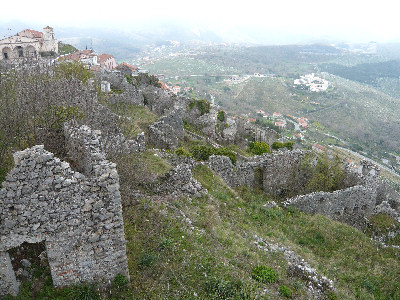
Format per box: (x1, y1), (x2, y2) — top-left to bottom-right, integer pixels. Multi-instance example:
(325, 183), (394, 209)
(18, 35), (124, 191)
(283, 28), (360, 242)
(142, 56), (240, 76)
(106, 102), (158, 137)
(116, 150), (172, 195)
(9, 155), (400, 299)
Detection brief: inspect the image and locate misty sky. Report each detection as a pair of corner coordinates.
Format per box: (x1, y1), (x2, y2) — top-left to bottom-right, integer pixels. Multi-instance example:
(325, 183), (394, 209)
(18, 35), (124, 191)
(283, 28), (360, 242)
(2, 0), (400, 43)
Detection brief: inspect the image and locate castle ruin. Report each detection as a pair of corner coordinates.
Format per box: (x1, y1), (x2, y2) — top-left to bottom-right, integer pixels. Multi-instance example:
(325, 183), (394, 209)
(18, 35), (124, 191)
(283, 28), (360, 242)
(0, 124), (129, 297)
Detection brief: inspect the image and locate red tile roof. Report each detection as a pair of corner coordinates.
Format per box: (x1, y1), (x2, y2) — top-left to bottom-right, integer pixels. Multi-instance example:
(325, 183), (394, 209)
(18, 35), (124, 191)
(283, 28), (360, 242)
(117, 62), (138, 71)
(97, 53), (114, 63)
(57, 50), (95, 62)
(158, 81), (169, 90)
(18, 29), (43, 39)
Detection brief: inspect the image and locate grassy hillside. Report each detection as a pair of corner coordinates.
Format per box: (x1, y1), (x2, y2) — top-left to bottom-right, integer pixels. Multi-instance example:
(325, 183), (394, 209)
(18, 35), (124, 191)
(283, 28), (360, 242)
(143, 47), (400, 158)
(7, 150), (400, 299)
(144, 56), (240, 76)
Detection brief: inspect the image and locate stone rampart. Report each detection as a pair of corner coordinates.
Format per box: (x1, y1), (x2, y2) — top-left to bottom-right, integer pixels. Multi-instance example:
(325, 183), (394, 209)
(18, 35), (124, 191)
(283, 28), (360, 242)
(284, 165), (400, 228)
(0, 125), (129, 296)
(208, 150), (309, 194)
(65, 120), (144, 159)
(148, 109), (184, 149)
(208, 155), (257, 188)
(284, 185), (377, 227)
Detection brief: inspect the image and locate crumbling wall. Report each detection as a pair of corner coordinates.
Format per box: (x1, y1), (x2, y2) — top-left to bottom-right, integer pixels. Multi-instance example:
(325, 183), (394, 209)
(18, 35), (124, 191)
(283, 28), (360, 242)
(142, 86), (174, 115)
(243, 122), (278, 145)
(0, 124), (129, 296)
(208, 155), (257, 188)
(65, 120), (145, 160)
(261, 150), (306, 196)
(284, 185), (377, 228)
(207, 150), (308, 194)
(284, 162), (400, 228)
(149, 164), (205, 198)
(98, 73), (144, 106)
(148, 110), (184, 149)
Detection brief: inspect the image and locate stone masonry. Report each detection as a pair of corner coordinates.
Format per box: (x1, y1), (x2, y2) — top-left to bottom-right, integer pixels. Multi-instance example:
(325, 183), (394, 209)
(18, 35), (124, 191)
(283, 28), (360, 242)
(148, 109), (184, 149)
(284, 161), (400, 228)
(208, 150), (308, 193)
(0, 124), (129, 297)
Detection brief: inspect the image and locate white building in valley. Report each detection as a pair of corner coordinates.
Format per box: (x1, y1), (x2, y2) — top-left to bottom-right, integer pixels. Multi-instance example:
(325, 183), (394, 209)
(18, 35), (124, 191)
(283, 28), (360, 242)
(294, 73), (329, 92)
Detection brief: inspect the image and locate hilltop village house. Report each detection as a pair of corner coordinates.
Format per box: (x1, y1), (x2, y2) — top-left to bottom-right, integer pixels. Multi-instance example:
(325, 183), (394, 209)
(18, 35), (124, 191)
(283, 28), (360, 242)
(58, 50), (118, 71)
(0, 26), (58, 60)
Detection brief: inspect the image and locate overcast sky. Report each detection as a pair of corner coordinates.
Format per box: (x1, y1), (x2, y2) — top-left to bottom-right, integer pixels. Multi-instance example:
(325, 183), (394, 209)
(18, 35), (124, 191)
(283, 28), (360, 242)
(2, 0), (400, 43)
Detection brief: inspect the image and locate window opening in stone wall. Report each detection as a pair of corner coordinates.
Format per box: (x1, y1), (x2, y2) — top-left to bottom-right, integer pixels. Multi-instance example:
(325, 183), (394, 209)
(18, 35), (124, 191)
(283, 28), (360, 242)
(8, 241), (51, 291)
(3, 52), (8, 59)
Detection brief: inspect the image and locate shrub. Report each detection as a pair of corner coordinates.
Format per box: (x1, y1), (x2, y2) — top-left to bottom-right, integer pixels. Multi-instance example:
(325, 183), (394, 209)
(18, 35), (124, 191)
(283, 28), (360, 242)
(214, 147), (237, 164)
(175, 147), (192, 157)
(248, 141), (271, 155)
(112, 274), (129, 289)
(272, 141), (294, 150)
(110, 85), (124, 94)
(300, 154), (344, 194)
(132, 73), (161, 88)
(68, 283), (99, 300)
(138, 251), (156, 269)
(251, 265), (278, 283)
(190, 145), (215, 161)
(125, 74), (133, 84)
(54, 61), (93, 85)
(279, 285), (292, 298)
(190, 145), (237, 164)
(204, 277), (243, 299)
(188, 99), (210, 115)
(217, 110), (226, 122)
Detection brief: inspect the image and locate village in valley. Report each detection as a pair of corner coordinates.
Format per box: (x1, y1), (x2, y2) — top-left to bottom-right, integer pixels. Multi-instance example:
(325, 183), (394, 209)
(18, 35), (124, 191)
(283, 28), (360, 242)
(2, 26), (400, 179)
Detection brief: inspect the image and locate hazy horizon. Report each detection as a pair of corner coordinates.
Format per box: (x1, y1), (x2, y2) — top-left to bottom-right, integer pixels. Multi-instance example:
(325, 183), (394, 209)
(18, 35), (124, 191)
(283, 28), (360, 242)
(2, 0), (400, 45)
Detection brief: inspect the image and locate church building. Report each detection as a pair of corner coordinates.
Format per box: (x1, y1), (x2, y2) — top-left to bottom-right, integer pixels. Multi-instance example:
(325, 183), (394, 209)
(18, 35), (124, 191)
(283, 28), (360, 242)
(0, 26), (58, 61)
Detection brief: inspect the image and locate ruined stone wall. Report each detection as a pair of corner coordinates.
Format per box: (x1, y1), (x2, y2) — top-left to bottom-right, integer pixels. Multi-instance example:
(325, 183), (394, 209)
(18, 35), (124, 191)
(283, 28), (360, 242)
(284, 185), (377, 228)
(0, 125), (129, 296)
(244, 123), (278, 145)
(208, 150), (309, 194)
(261, 150), (306, 196)
(149, 164), (205, 198)
(208, 155), (257, 188)
(284, 165), (400, 228)
(98, 73), (144, 106)
(148, 109), (184, 149)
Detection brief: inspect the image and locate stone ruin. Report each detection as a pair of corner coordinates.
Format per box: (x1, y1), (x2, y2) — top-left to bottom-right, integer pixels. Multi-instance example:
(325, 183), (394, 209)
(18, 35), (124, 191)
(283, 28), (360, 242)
(208, 152), (400, 229)
(208, 150), (307, 194)
(0, 124), (129, 297)
(148, 109), (184, 149)
(284, 160), (400, 228)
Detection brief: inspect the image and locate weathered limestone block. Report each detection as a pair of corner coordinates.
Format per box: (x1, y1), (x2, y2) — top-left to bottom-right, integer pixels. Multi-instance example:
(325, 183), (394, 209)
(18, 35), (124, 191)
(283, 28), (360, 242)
(0, 251), (19, 296)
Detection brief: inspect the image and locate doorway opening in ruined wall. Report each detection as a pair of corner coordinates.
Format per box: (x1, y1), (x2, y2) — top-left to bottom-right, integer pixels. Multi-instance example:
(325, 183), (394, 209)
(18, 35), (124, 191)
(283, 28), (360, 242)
(8, 241), (52, 291)
(254, 167), (264, 190)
